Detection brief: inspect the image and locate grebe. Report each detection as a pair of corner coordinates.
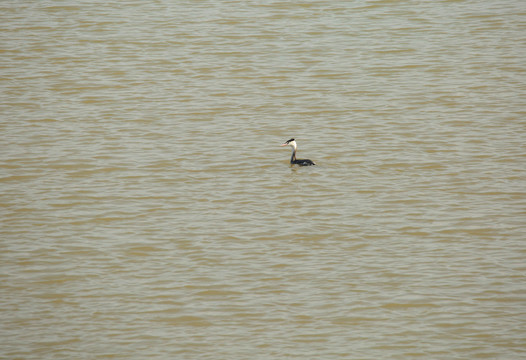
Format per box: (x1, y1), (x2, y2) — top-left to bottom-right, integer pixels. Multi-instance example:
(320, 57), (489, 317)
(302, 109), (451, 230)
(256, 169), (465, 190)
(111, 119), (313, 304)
(280, 138), (316, 166)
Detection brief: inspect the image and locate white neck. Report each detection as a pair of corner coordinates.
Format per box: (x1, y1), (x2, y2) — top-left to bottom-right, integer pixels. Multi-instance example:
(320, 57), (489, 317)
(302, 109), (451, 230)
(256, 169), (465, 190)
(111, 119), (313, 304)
(289, 143), (297, 161)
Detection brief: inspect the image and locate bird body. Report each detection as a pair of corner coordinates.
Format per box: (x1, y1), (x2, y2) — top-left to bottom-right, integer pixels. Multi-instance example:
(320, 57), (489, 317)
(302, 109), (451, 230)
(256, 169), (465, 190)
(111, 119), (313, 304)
(280, 138), (316, 166)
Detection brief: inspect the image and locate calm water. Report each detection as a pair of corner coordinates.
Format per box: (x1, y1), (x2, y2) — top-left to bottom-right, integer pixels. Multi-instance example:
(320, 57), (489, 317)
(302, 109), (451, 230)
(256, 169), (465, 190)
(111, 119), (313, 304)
(1, 1), (525, 359)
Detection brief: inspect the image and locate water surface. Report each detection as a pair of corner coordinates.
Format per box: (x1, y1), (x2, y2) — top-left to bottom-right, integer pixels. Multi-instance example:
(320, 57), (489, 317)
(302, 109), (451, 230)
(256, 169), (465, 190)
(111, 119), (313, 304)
(1, 1), (525, 359)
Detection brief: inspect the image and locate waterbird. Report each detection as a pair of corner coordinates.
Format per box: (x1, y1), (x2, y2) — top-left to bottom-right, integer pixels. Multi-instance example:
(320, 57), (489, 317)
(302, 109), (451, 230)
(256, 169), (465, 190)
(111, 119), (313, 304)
(280, 138), (316, 166)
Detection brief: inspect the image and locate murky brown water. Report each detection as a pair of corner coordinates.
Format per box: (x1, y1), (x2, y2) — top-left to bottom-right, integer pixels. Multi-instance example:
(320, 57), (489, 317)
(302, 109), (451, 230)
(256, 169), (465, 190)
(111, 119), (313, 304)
(1, 1), (525, 359)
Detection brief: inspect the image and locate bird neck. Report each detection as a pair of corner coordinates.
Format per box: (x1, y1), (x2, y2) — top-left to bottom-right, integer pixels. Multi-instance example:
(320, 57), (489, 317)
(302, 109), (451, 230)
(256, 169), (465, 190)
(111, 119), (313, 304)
(290, 148), (296, 163)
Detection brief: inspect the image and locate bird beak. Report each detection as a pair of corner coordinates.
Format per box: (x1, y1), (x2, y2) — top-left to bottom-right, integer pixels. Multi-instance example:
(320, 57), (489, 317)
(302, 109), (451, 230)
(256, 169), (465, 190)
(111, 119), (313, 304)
(280, 143), (288, 146)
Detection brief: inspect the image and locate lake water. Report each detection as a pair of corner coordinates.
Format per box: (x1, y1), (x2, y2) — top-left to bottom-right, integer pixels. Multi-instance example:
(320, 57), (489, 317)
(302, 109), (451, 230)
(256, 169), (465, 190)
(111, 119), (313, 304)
(1, 1), (525, 359)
